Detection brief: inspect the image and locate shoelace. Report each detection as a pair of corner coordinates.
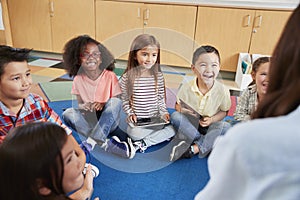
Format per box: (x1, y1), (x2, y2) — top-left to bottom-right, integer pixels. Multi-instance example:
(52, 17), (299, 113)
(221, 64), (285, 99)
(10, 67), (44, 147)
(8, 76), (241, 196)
(140, 145), (147, 153)
(134, 141), (147, 153)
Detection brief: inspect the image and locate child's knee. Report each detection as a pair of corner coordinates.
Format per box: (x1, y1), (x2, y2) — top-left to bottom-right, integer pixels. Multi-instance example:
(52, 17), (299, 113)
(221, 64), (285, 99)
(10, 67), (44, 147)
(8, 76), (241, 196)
(62, 108), (76, 120)
(171, 111), (182, 123)
(107, 97), (122, 107)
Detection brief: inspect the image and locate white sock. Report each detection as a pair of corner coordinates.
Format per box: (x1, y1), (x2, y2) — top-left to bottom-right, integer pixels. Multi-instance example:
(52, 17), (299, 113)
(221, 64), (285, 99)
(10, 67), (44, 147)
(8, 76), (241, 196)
(86, 137), (97, 150)
(101, 139), (109, 150)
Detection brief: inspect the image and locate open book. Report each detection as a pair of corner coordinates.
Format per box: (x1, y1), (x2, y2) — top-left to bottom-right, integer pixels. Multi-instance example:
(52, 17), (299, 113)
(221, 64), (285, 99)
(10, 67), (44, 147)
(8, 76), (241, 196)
(179, 98), (203, 119)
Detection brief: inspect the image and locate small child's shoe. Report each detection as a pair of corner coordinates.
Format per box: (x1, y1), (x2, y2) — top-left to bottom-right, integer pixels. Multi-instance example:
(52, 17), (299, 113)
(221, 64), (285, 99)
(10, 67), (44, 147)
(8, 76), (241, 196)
(83, 163), (100, 178)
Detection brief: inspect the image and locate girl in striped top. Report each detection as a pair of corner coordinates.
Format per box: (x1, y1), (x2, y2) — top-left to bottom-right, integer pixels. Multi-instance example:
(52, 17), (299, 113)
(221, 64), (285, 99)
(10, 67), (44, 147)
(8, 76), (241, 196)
(120, 34), (175, 158)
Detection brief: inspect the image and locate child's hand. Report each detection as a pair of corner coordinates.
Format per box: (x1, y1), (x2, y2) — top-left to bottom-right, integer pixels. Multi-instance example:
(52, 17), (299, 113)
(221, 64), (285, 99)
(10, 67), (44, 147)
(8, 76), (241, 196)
(199, 116), (213, 127)
(79, 102), (93, 111)
(0, 136), (5, 144)
(163, 113), (170, 122)
(83, 164), (95, 190)
(127, 114), (137, 123)
(69, 164), (98, 200)
(91, 102), (105, 111)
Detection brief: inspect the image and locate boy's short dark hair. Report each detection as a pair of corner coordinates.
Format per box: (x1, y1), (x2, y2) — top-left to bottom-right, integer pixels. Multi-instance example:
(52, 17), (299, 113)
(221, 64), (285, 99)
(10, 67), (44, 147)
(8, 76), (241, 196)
(192, 45), (221, 65)
(0, 45), (31, 77)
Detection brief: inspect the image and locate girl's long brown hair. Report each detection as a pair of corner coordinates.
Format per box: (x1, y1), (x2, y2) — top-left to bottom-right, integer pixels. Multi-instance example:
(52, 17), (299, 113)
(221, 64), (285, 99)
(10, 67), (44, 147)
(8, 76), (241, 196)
(123, 34), (162, 98)
(0, 122), (71, 200)
(252, 5), (300, 119)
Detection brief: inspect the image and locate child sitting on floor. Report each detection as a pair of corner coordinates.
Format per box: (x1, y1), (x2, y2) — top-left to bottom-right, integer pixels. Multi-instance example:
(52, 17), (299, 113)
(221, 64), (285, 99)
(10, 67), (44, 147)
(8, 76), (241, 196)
(0, 45), (96, 199)
(120, 34), (175, 159)
(169, 45), (231, 161)
(62, 35), (132, 158)
(0, 122), (99, 200)
(234, 56), (270, 122)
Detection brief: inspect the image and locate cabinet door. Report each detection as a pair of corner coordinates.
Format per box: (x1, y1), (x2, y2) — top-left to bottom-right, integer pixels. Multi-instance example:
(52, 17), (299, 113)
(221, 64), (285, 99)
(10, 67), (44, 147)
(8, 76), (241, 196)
(7, 0), (52, 51)
(249, 10), (291, 55)
(50, 0), (95, 53)
(195, 7), (255, 72)
(144, 4), (197, 67)
(95, 1), (143, 60)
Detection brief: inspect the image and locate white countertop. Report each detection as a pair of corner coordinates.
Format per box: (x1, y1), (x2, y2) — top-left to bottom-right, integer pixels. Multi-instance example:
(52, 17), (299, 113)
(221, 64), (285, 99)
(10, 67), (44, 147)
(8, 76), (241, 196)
(112, 0), (299, 10)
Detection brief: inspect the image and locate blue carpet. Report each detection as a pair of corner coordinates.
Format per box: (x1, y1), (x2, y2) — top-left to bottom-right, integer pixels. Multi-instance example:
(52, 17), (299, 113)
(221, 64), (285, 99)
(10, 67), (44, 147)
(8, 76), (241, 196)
(48, 100), (209, 200)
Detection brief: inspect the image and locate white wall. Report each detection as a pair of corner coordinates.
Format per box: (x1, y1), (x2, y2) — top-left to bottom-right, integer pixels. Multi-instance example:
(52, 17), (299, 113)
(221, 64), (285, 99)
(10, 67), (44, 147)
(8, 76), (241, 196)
(147, 0), (299, 9)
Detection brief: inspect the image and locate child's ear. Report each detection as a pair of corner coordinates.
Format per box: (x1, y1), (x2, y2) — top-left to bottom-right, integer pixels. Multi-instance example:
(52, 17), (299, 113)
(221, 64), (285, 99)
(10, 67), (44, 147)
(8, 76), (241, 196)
(191, 64), (196, 73)
(36, 178), (51, 196)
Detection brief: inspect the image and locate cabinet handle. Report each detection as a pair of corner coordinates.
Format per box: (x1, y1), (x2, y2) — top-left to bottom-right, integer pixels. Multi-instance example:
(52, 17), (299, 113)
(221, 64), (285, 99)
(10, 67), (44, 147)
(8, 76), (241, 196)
(49, 1), (54, 17)
(255, 15), (263, 28)
(137, 8), (141, 18)
(243, 15), (251, 27)
(247, 15), (251, 27)
(144, 9), (150, 20)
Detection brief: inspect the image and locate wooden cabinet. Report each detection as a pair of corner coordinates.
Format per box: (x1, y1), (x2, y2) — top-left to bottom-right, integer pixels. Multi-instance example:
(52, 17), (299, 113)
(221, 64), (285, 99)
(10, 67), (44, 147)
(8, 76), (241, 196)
(50, 0), (95, 52)
(96, 1), (143, 60)
(248, 10), (291, 54)
(7, 0), (95, 53)
(144, 4), (197, 67)
(8, 0), (52, 51)
(195, 6), (291, 72)
(7, 0), (292, 71)
(96, 0), (197, 67)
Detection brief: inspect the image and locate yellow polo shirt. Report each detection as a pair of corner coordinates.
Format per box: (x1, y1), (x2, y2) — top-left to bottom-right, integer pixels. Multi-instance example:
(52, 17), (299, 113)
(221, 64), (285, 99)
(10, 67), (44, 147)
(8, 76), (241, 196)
(176, 77), (231, 117)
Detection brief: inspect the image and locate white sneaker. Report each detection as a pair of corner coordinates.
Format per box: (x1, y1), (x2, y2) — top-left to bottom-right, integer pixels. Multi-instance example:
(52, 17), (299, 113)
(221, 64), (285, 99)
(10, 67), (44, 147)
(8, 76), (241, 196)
(133, 140), (148, 153)
(83, 163), (100, 178)
(126, 138), (148, 159)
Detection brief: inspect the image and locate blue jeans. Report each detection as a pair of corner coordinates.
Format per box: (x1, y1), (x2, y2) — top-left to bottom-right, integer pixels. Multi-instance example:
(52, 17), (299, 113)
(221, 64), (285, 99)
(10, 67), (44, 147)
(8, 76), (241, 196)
(62, 98), (122, 143)
(170, 111), (231, 158)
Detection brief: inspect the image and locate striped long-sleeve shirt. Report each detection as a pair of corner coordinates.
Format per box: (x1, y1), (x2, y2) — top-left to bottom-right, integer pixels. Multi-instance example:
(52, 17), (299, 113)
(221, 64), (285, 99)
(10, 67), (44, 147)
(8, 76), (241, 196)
(120, 72), (168, 118)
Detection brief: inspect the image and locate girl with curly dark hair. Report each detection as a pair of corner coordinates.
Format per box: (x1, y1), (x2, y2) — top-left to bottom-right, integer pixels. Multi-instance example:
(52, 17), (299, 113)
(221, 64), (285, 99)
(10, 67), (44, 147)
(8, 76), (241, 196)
(62, 35), (132, 159)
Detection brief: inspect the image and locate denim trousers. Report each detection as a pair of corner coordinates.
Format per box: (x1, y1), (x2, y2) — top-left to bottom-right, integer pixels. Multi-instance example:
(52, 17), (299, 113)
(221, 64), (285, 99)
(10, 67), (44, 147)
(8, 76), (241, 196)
(62, 97), (122, 143)
(170, 111), (231, 158)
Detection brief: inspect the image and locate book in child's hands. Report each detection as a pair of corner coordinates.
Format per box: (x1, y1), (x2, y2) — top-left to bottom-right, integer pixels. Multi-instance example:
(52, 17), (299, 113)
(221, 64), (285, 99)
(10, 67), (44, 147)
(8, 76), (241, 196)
(179, 98), (203, 119)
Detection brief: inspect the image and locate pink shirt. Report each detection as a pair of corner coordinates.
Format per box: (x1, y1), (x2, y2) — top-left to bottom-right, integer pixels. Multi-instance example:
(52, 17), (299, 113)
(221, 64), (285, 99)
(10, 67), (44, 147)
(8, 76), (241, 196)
(72, 69), (121, 103)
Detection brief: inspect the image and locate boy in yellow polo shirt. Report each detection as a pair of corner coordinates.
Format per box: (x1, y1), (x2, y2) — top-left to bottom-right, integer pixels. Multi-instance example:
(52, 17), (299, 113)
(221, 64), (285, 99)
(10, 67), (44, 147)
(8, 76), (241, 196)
(170, 45), (231, 161)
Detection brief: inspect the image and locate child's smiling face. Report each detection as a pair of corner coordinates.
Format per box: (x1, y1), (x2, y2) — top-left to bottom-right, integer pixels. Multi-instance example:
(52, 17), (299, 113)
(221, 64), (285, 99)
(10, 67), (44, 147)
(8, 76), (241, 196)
(0, 61), (32, 101)
(253, 62), (270, 97)
(135, 45), (158, 70)
(61, 135), (85, 194)
(192, 52), (220, 87)
(80, 43), (102, 72)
